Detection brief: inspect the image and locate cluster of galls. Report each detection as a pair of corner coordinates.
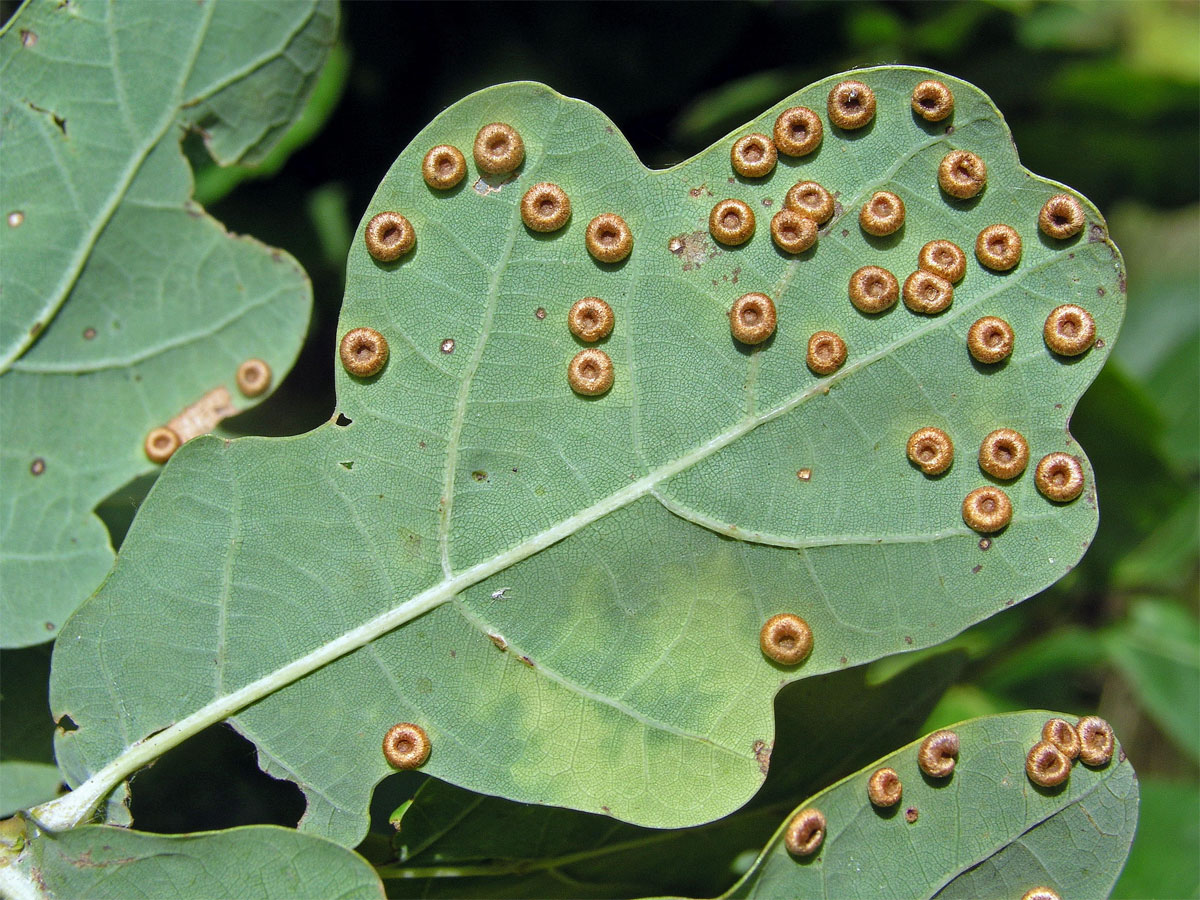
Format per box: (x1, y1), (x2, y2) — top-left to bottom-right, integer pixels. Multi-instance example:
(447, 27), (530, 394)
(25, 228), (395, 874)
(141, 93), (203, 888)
(349, 122), (632, 398)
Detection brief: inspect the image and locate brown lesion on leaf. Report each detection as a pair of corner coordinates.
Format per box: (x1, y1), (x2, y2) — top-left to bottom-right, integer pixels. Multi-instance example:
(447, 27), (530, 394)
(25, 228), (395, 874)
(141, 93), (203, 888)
(688, 184), (712, 199)
(752, 739), (772, 775)
(668, 231), (720, 272)
(167, 387), (237, 443)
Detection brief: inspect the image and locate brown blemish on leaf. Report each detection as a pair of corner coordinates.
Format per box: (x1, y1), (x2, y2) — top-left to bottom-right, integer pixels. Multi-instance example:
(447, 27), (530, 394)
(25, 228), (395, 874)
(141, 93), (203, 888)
(668, 230), (717, 270)
(905, 806), (919, 823)
(488, 633), (508, 651)
(20, 29), (37, 47)
(440, 338), (455, 354)
(534, 307), (547, 320)
(82, 327), (96, 340)
(753, 739), (772, 775)
(30, 458), (45, 476)
(473, 172), (519, 195)
(167, 386), (237, 443)
(972, 564), (982, 574)
(796, 468), (812, 481)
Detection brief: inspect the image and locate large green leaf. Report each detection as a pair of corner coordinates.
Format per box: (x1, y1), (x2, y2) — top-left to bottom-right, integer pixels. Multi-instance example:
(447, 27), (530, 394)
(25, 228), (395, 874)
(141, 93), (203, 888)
(0, 823), (384, 900)
(721, 711), (1137, 900)
(0, 0), (336, 646)
(43, 68), (1124, 847)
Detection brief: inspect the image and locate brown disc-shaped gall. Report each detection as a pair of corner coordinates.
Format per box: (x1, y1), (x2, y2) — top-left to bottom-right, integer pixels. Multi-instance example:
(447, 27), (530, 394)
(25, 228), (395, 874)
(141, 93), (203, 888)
(235, 358), (271, 397)
(144, 426), (181, 464)
(760, 613), (812, 665)
(807, 331), (847, 375)
(473, 122), (524, 174)
(340, 327), (389, 378)
(1043, 304), (1096, 356)
(1026, 741), (1071, 788)
(979, 428), (1029, 480)
(976, 224), (1022, 271)
(1042, 718), (1081, 760)
(773, 106), (822, 157)
(907, 427), (954, 476)
(1021, 889), (1062, 900)
(911, 79), (954, 122)
(1039, 194), (1085, 240)
(867, 767), (903, 807)
(962, 486), (1013, 533)
(918, 730), (959, 778)
(729, 292), (776, 345)
(567, 297), (614, 342)
(567, 348), (614, 396)
(860, 191), (906, 236)
(585, 213), (633, 263)
(784, 181), (834, 224)
(938, 150), (987, 200)
(709, 199), (755, 246)
(422, 144), (467, 190)
(784, 807), (826, 857)
(918, 239), (967, 283)
(848, 265), (899, 314)
(968, 316), (1015, 364)
(1035, 452), (1085, 502)
(828, 80), (875, 129)
(731, 132), (777, 178)
(520, 182), (571, 232)
(902, 270), (954, 315)
(770, 209), (818, 254)
(382, 722), (431, 769)
(365, 211), (415, 262)
(1077, 715), (1115, 766)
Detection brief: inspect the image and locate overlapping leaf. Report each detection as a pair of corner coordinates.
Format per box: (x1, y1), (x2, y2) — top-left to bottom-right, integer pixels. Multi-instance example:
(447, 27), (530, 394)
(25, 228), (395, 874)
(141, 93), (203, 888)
(0, 0), (335, 646)
(46, 68), (1124, 848)
(720, 711), (1137, 899)
(5, 824), (385, 900)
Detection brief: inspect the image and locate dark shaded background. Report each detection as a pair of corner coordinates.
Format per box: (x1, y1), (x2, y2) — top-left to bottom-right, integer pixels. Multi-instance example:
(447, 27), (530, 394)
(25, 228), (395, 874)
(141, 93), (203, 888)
(4, 2), (1196, 898)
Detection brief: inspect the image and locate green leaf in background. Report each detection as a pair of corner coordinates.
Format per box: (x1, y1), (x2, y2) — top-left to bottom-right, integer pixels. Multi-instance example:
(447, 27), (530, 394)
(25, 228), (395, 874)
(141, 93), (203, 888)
(1, 824), (384, 900)
(45, 68), (1124, 848)
(378, 651), (965, 899)
(0, 0), (336, 646)
(1103, 598), (1200, 763)
(1112, 776), (1200, 900)
(0, 645), (61, 816)
(723, 712), (1137, 900)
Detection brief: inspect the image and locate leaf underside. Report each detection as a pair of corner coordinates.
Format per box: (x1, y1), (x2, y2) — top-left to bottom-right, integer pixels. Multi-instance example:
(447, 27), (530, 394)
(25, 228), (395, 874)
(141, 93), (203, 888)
(0, 0), (333, 646)
(724, 711), (1137, 900)
(26, 824), (384, 900)
(50, 67), (1125, 848)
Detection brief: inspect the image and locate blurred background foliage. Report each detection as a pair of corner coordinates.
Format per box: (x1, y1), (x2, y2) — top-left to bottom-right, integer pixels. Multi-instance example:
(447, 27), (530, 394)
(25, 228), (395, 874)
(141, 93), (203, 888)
(2, 1), (1195, 897)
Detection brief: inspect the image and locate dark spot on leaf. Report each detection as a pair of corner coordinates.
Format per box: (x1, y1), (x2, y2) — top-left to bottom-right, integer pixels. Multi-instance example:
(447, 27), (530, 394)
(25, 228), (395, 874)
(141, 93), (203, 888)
(30, 458), (45, 476)
(44, 621), (55, 631)
(1004, 599), (1015, 606)
(334, 413), (352, 426)
(761, 197), (772, 207)
(20, 29), (36, 47)
(688, 184), (711, 199)
(535, 307), (546, 320)
(338, 461), (353, 470)
(449, 649), (456, 658)
(418, 441), (426, 448)
(1118, 272), (1127, 293)
(1095, 338), (1105, 349)
(601, 805), (611, 813)
(839, 656), (847, 665)
(56, 714), (78, 733)
(979, 538), (991, 550)
(904, 635), (913, 645)
(605, 126), (614, 134)
(1097, 286), (1106, 297)
(30, 321), (43, 337)
(905, 807), (918, 823)
(796, 468), (812, 481)
(972, 564), (982, 574)
(440, 338), (455, 354)
(841, 229), (849, 238)
(471, 470), (488, 482)
(520, 655), (535, 667)
(83, 327), (96, 340)
(1088, 223), (1106, 242)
